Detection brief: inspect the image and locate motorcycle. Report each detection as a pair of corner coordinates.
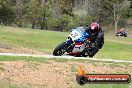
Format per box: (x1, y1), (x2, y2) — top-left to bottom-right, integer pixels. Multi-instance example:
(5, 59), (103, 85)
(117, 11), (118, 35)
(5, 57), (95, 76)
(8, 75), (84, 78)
(116, 32), (127, 37)
(53, 27), (93, 57)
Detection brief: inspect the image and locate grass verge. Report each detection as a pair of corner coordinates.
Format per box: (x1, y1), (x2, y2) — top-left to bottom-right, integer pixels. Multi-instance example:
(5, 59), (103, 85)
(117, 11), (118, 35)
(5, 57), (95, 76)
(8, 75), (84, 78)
(0, 26), (132, 60)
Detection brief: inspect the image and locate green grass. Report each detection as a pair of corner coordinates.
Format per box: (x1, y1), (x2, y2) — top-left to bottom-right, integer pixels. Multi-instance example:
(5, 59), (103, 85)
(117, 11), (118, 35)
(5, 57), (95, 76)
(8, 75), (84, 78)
(75, 84), (130, 88)
(0, 26), (132, 60)
(95, 41), (132, 60)
(0, 55), (50, 63)
(0, 26), (68, 53)
(0, 26), (131, 88)
(105, 31), (132, 42)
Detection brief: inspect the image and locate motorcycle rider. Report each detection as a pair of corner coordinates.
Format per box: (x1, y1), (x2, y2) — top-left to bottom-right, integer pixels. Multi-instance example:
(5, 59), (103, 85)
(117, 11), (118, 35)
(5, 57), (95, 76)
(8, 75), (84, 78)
(85, 22), (104, 57)
(116, 28), (127, 37)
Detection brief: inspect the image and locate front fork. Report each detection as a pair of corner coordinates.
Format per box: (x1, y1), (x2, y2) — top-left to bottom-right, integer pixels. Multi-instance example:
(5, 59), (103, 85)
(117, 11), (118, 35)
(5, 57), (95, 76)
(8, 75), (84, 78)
(65, 38), (75, 53)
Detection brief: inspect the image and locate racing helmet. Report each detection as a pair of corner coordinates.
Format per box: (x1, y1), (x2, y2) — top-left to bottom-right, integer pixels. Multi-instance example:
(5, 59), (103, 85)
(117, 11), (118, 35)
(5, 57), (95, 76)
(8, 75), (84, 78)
(89, 22), (100, 31)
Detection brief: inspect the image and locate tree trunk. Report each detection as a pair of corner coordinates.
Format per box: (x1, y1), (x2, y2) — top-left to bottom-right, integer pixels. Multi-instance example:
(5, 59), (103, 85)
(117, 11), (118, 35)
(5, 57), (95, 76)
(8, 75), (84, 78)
(113, 5), (117, 33)
(32, 19), (35, 29)
(16, 0), (23, 27)
(40, 25), (43, 30)
(18, 19), (22, 27)
(40, 23), (44, 30)
(18, 24), (21, 27)
(97, 0), (101, 22)
(114, 21), (118, 33)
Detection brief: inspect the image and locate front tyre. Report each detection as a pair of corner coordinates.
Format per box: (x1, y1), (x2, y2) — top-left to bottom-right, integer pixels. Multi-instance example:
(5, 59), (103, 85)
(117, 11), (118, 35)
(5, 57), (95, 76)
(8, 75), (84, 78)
(124, 33), (127, 37)
(53, 42), (68, 56)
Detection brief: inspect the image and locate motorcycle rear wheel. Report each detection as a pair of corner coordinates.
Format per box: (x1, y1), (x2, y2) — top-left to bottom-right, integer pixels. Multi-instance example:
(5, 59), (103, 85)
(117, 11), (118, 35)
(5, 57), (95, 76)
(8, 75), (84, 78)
(81, 49), (90, 57)
(124, 34), (127, 37)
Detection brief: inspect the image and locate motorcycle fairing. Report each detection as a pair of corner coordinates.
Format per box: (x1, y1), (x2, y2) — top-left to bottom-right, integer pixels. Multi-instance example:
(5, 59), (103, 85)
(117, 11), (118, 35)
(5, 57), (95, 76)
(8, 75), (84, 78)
(68, 27), (90, 53)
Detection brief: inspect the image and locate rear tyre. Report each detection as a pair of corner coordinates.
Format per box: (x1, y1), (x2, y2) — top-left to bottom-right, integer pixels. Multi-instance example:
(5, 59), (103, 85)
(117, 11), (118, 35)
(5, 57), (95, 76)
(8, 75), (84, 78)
(88, 48), (99, 58)
(81, 49), (89, 57)
(53, 42), (68, 56)
(124, 34), (127, 37)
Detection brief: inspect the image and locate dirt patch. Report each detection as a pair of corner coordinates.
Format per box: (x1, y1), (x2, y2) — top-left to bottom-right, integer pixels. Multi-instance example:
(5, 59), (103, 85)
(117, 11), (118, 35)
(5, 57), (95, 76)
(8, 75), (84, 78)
(0, 60), (131, 88)
(0, 44), (45, 55)
(0, 61), (75, 88)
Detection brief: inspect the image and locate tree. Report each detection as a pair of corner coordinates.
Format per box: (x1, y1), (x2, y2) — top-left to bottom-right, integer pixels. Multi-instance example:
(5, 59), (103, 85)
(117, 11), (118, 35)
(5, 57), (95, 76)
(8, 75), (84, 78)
(26, 0), (41, 29)
(112, 0), (130, 32)
(16, 0), (24, 27)
(0, 0), (15, 25)
(51, 0), (61, 19)
(127, 0), (132, 17)
(83, 0), (99, 16)
(38, 0), (51, 30)
(59, 0), (74, 16)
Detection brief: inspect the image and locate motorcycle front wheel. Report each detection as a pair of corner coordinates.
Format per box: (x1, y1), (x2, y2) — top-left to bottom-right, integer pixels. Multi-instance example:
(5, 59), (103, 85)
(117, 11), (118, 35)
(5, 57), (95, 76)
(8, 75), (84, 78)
(53, 42), (68, 56)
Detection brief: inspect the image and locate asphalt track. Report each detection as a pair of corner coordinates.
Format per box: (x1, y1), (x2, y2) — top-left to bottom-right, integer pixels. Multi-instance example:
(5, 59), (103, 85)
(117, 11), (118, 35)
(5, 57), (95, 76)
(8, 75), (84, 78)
(0, 53), (132, 63)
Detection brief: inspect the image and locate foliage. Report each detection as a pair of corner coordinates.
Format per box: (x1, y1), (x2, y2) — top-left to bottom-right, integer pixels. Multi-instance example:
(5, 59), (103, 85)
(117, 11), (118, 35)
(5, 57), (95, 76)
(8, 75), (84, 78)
(59, 0), (74, 16)
(0, 0), (132, 31)
(0, 0), (15, 25)
(26, 0), (41, 29)
(47, 18), (58, 31)
(84, 16), (95, 25)
(118, 18), (127, 28)
(67, 16), (80, 30)
(58, 14), (71, 31)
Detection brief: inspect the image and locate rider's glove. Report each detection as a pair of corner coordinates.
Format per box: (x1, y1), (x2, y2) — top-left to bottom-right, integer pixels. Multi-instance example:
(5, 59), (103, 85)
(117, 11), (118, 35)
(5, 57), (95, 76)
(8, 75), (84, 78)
(84, 39), (89, 44)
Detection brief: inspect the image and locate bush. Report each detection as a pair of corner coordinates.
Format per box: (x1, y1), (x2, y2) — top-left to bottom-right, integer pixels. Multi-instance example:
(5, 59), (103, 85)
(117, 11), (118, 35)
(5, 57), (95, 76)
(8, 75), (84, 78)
(47, 15), (96, 32)
(118, 19), (127, 28)
(84, 16), (94, 25)
(47, 18), (58, 31)
(58, 14), (71, 31)
(66, 16), (81, 31)
(47, 15), (82, 31)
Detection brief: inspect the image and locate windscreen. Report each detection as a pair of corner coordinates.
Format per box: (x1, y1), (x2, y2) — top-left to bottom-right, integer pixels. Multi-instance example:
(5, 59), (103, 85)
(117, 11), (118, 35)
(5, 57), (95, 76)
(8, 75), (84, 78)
(72, 27), (86, 36)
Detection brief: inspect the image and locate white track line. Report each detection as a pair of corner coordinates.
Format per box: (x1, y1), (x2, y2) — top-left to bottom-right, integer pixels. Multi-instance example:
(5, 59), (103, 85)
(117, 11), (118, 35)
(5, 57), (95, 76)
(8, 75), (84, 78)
(0, 53), (132, 63)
